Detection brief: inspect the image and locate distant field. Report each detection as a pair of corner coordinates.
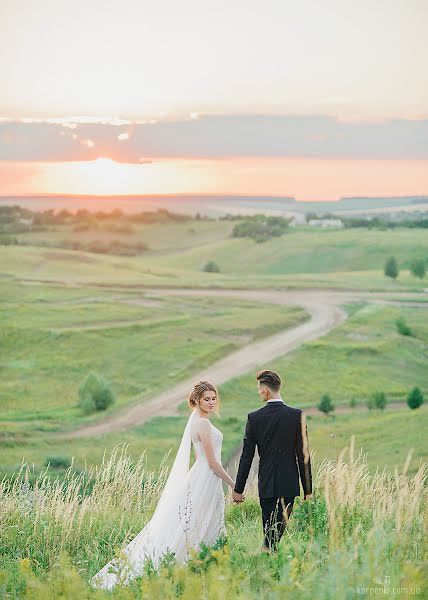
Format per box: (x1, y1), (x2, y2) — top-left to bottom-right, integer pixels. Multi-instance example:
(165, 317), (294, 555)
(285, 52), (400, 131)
(0, 222), (428, 291)
(11, 219), (235, 253)
(1, 193), (427, 215)
(135, 226), (428, 276)
(9, 221), (428, 275)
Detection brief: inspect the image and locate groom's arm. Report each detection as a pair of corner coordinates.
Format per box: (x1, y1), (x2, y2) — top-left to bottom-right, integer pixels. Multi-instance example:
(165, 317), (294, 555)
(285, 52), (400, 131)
(234, 415), (256, 494)
(296, 411), (312, 497)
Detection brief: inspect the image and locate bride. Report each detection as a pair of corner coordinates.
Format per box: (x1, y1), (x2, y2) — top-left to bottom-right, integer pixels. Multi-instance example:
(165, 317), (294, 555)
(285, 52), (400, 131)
(92, 381), (237, 590)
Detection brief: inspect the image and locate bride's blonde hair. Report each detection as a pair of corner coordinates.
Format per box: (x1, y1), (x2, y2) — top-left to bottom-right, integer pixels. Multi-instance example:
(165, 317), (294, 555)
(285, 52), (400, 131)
(188, 381), (220, 415)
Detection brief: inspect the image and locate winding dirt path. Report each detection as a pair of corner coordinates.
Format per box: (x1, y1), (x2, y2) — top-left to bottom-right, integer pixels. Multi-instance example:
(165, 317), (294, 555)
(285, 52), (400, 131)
(62, 288), (354, 438)
(60, 286), (428, 440)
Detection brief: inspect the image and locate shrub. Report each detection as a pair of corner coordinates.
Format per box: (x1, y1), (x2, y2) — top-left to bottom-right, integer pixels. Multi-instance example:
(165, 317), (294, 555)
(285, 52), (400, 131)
(395, 316), (412, 336)
(203, 261), (220, 273)
(407, 387), (424, 410)
(369, 391), (387, 410)
(45, 456), (72, 470)
(410, 258), (426, 279)
(384, 256), (399, 279)
(78, 372), (115, 413)
(349, 397), (358, 408)
(318, 394), (335, 415)
(0, 235), (19, 245)
(231, 216), (289, 242)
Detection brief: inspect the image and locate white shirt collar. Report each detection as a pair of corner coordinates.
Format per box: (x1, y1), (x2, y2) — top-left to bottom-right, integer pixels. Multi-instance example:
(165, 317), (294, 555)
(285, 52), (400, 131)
(267, 397), (284, 403)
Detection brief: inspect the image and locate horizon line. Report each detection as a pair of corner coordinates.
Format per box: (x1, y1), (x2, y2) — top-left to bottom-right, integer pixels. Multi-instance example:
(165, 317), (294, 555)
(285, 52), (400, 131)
(1, 192), (428, 204)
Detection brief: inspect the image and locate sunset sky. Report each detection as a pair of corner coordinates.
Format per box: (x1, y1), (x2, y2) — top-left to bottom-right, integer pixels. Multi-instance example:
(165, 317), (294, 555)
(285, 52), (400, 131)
(0, 0), (427, 201)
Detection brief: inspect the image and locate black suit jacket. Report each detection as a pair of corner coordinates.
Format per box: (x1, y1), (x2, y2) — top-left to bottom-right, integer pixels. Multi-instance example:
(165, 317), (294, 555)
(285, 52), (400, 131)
(234, 402), (312, 498)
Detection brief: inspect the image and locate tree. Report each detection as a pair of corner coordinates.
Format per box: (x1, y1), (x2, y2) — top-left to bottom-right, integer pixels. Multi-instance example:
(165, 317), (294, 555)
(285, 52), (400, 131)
(203, 261), (220, 273)
(384, 256), (399, 279)
(78, 372), (115, 413)
(410, 258), (426, 279)
(369, 391), (387, 410)
(407, 387), (424, 410)
(395, 316), (412, 336)
(318, 394), (335, 416)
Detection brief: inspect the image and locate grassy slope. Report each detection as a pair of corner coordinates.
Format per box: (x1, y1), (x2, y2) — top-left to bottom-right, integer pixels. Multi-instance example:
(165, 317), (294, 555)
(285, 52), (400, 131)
(1, 225), (427, 474)
(2, 223), (428, 291)
(137, 226), (428, 275)
(2, 303), (426, 477)
(307, 407), (428, 475)
(0, 279), (309, 473)
(1, 282), (307, 420)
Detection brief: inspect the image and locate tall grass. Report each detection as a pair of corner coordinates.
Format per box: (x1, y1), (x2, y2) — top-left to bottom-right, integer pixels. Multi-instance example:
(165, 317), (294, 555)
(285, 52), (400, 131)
(1, 441), (426, 598)
(0, 446), (167, 576)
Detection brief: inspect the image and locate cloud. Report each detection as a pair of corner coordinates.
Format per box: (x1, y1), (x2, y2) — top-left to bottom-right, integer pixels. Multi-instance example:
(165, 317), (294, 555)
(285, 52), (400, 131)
(0, 114), (427, 162)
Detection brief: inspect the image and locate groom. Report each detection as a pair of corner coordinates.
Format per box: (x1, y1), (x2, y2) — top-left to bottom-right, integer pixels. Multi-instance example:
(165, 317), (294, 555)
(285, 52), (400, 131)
(232, 369), (312, 551)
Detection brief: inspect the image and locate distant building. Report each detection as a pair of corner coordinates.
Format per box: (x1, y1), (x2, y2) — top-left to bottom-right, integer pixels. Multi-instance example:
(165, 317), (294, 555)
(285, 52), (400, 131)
(307, 218), (343, 228)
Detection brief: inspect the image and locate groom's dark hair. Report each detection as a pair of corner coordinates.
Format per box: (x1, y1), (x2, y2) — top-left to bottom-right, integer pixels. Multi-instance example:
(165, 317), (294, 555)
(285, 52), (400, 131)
(256, 370), (281, 392)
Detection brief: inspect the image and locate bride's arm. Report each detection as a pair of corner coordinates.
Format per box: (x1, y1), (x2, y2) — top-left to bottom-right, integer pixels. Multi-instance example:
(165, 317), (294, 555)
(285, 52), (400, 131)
(198, 420), (235, 488)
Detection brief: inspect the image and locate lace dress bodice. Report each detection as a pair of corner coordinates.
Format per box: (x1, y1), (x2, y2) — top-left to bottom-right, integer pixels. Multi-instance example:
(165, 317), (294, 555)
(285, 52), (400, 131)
(191, 420), (223, 463)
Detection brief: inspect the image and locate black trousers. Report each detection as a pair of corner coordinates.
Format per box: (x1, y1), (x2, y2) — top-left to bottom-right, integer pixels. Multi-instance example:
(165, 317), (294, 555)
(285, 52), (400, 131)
(259, 496), (295, 550)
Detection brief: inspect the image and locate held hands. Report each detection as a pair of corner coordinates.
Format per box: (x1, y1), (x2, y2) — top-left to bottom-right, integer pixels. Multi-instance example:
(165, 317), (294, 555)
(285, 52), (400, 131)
(232, 490), (245, 503)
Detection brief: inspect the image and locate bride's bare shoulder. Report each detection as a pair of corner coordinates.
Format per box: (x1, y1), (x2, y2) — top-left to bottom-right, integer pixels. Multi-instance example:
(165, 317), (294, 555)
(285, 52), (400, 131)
(192, 418), (212, 434)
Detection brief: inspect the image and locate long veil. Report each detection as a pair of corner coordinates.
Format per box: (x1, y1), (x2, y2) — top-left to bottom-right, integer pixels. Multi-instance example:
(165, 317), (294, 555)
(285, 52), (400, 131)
(152, 408), (198, 514)
(92, 408), (199, 590)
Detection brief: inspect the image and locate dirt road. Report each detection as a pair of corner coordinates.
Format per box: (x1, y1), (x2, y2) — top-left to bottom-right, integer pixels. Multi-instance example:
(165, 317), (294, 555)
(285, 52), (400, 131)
(62, 287), (427, 439)
(63, 288), (352, 438)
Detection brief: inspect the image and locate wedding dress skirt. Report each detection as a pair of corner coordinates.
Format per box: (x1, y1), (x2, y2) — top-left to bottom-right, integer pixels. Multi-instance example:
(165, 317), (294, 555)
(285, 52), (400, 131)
(92, 420), (226, 590)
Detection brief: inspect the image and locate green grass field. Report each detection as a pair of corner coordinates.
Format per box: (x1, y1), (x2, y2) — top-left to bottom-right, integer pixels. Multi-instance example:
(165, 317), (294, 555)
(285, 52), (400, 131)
(0, 279), (307, 430)
(138, 226), (428, 275)
(1, 298), (426, 478)
(2, 221), (428, 291)
(1, 215), (427, 597)
(10, 220), (428, 275)
(1, 220), (427, 477)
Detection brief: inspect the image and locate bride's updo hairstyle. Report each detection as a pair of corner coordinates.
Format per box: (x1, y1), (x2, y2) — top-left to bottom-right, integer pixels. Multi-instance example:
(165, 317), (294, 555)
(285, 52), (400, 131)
(188, 381), (220, 415)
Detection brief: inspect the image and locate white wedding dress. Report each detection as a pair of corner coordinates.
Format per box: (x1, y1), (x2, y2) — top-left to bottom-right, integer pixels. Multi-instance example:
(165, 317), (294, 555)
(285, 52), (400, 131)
(92, 410), (226, 590)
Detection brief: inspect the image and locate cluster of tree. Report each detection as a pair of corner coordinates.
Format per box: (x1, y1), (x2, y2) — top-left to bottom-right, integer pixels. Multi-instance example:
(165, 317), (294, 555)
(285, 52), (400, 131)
(231, 215), (290, 243)
(305, 212), (336, 221)
(318, 387), (424, 415)
(62, 239), (149, 256)
(0, 235), (19, 246)
(0, 205), (192, 233)
(0, 236), (149, 255)
(343, 216), (428, 229)
(384, 256), (426, 279)
(0, 205), (33, 221)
